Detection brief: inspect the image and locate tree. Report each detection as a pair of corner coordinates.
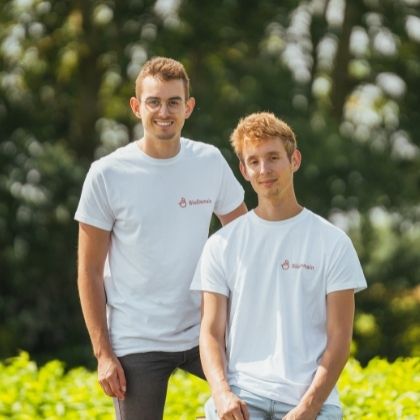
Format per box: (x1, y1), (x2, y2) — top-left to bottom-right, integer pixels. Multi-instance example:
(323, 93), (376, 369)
(0, 0), (160, 365)
(1, 0), (419, 366)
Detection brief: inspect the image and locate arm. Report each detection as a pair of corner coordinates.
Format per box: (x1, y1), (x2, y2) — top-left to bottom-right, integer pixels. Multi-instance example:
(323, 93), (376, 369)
(283, 289), (355, 420)
(200, 292), (249, 420)
(217, 202), (247, 226)
(77, 222), (126, 400)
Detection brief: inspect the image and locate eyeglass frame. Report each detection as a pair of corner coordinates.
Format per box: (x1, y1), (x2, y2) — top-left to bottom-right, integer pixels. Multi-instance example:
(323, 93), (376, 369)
(139, 96), (188, 113)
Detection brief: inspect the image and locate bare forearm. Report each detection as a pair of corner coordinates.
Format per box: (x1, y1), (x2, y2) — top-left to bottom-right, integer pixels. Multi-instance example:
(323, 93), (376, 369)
(289, 290), (355, 418)
(77, 223), (113, 359)
(218, 203), (247, 226)
(78, 270), (113, 359)
(200, 332), (230, 394)
(298, 339), (350, 414)
(200, 293), (248, 418)
(76, 224), (126, 399)
(200, 332), (249, 419)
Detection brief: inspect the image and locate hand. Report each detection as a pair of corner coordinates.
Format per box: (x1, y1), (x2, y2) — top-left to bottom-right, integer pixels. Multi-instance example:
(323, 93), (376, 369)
(213, 390), (249, 420)
(282, 405), (317, 420)
(97, 354), (126, 400)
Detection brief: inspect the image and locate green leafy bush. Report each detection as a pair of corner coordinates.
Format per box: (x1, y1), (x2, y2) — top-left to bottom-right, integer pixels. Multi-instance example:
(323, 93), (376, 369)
(338, 358), (420, 419)
(0, 352), (111, 419)
(0, 352), (208, 420)
(1, 353), (419, 419)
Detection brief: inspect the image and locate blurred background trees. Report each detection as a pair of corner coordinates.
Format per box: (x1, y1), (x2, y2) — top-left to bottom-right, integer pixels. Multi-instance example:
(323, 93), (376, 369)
(1, 0), (419, 367)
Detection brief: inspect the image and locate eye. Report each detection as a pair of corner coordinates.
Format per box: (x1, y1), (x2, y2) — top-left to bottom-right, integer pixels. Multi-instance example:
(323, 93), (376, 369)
(169, 99), (182, 107)
(145, 98), (160, 108)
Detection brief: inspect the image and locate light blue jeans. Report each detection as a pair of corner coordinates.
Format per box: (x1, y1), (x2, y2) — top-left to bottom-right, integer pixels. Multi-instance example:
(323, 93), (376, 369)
(205, 385), (342, 420)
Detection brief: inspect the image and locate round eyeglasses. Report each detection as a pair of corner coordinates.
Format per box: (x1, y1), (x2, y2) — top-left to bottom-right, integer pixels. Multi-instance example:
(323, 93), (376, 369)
(142, 97), (185, 113)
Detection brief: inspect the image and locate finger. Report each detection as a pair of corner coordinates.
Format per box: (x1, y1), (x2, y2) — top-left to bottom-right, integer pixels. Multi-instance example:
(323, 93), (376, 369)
(240, 401), (249, 420)
(231, 406), (246, 420)
(100, 380), (114, 397)
(117, 364), (127, 399)
(101, 365), (122, 399)
(108, 374), (125, 400)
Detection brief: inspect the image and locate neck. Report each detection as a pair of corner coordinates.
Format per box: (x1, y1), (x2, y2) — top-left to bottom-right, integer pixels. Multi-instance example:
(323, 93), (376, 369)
(138, 135), (181, 159)
(255, 195), (303, 221)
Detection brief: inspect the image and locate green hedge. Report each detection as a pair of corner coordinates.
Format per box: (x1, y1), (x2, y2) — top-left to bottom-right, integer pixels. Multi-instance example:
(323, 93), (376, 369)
(0, 353), (419, 419)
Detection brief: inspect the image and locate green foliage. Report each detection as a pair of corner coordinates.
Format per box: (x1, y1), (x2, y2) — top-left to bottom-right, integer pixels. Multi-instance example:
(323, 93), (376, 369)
(0, 352), (110, 419)
(1, 353), (419, 419)
(0, 352), (208, 420)
(164, 370), (209, 419)
(339, 358), (420, 419)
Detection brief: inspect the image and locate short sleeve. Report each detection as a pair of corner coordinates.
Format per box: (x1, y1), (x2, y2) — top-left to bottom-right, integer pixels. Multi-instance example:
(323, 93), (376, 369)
(74, 163), (115, 231)
(327, 235), (367, 294)
(190, 235), (230, 297)
(214, 152), (244, 216)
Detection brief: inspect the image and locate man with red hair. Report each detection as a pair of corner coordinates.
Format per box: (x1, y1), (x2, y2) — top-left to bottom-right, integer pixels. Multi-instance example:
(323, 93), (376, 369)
(193, 112), (366, 420)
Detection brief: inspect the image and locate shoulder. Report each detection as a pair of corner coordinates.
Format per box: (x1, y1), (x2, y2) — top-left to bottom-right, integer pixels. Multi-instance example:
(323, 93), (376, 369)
(200, 214), (249, 266)
(181, 137), (224, 160)
(207, 212), (250, 247)
(307, 210), (350, 239)
(308, 211), (340, 232)
(89, 143), (135, 176)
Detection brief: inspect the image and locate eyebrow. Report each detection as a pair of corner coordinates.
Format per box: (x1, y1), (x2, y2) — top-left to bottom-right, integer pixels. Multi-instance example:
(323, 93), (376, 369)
(246, 155), (257, 161)
(144, 95), (183, 100)
(246, 151), (281, 160)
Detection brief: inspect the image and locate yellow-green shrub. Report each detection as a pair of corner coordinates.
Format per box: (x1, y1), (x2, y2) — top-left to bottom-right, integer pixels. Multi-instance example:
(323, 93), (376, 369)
(338, 357), (420, 419)
(0, 352), (419, 419)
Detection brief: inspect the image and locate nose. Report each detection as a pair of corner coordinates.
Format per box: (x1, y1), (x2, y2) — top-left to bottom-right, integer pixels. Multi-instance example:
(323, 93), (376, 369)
(259, 159), (271, 174)
(157, 101), (170, 116)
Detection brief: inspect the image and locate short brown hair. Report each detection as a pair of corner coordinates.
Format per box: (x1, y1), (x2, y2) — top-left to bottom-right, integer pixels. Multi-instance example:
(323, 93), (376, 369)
(135, 56), (190, 99)
(230, 112), (297, 161)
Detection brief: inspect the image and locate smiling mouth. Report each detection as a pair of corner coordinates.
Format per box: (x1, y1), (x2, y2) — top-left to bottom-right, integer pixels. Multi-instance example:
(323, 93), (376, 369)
(259, 179), (276, 186)
(155, 120), (173, 127)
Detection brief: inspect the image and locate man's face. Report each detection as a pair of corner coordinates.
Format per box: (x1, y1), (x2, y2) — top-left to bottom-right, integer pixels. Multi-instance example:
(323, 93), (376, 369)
(130, 76), (195, 142)
(240, 137), (301, 201)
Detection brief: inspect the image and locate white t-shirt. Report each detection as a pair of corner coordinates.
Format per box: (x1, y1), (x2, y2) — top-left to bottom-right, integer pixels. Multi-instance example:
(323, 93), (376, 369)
(75, 138), (244, 356)
(191, 208), (367, 407)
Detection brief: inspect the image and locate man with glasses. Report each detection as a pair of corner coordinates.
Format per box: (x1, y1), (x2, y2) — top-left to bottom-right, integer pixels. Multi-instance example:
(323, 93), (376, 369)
(75, 57), (246, 419)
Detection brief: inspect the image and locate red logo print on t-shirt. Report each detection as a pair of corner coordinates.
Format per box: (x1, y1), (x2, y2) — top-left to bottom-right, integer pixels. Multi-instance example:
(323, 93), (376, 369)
(281, 259), (315, 271)
(281, 259), (290, 270)
(178, 197), (212, 208)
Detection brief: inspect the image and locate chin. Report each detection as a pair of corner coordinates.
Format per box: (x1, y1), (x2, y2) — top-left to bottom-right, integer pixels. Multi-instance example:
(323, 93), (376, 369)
(156, 133), (177, 141)
(263, 190), (280, 199)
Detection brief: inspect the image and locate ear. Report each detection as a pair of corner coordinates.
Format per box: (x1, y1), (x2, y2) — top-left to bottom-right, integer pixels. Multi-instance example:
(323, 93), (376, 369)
(130, 97), (141, 118)
(184, 97), (196, 119)
(291, 149), (302, 173)
(239, 161), (250, 181)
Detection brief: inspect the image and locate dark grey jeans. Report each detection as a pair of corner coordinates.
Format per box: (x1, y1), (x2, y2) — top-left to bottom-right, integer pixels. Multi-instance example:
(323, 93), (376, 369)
(113, 346), (205, 420)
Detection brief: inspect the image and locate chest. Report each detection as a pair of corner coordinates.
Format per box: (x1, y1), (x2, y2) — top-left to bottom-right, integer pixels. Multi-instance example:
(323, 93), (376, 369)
(226, 227), (329, 300)
(108, 164), (218, 228)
